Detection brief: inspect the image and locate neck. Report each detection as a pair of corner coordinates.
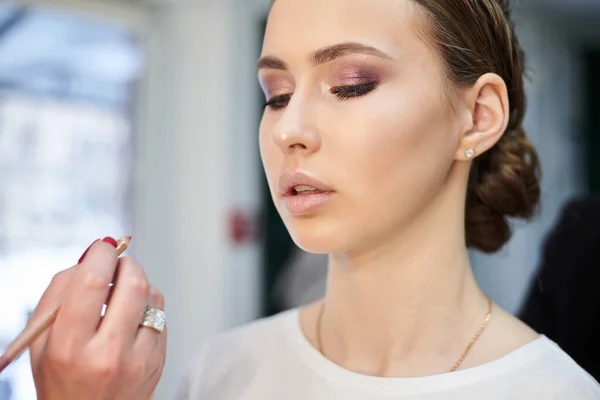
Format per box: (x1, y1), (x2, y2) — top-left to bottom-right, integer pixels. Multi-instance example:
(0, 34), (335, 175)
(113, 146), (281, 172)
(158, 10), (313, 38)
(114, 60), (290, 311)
(320, 175), (489, 377)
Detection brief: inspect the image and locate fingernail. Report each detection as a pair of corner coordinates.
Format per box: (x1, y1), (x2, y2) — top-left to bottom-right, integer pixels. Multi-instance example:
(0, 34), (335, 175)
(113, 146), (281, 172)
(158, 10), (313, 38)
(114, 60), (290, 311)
(78, 239), (100, 264)
(102, 237), (118, 248)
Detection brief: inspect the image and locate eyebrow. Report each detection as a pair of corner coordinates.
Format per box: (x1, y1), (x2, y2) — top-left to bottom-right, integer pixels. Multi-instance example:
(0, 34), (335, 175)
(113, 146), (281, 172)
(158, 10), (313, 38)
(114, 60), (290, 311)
(256, 42), (394, 71)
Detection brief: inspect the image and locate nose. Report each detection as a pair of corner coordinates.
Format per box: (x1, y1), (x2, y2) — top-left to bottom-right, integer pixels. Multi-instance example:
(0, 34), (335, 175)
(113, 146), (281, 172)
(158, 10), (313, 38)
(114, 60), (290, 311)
(271, 102), (321, 155)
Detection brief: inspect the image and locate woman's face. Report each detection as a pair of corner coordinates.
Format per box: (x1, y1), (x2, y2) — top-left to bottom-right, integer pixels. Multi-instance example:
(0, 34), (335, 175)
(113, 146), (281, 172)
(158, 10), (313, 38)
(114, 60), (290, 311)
(258, 0), (464, 254)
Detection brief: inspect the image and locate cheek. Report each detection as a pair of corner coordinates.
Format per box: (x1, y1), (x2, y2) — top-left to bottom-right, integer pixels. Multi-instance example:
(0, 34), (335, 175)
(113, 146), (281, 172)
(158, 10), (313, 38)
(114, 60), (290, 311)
(330, 84), (456, 205)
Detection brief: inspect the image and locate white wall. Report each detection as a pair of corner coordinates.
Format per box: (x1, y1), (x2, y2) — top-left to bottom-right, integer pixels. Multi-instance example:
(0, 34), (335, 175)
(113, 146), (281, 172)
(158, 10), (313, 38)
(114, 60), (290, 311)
(135, 2), (231, 397)
(133, 0), (269, 397)
(227, 0), (270, 328)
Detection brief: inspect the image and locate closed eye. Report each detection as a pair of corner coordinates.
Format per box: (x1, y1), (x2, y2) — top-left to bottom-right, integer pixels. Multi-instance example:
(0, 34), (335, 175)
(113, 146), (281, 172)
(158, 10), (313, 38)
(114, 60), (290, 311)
(263, 94), (291, 111)
(331, 82), (379, 100)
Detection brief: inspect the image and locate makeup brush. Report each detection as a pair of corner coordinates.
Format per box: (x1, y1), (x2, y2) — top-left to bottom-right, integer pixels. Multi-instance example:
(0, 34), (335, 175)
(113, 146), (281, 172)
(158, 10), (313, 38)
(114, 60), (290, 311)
(0, 236), (131, 373)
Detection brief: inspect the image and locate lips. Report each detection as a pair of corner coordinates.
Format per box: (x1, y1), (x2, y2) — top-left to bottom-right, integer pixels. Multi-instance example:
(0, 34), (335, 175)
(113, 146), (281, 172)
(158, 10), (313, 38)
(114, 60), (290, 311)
(278, 171), (335, 216)
(278, 171), (334, 197)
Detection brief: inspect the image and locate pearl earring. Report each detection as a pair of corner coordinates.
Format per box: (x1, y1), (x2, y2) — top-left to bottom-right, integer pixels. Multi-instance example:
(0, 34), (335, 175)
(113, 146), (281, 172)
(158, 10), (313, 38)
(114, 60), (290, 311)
(465, 148), (475, 159)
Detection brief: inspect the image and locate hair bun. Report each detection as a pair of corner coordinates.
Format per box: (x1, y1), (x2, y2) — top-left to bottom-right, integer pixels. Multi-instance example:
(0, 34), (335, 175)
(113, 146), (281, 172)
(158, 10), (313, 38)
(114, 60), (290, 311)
(465, 126), (540, 252)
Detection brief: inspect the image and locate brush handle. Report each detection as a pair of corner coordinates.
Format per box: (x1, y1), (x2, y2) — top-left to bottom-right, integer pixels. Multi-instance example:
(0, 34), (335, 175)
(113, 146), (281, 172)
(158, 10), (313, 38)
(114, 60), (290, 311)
(2, 307), (59, 364)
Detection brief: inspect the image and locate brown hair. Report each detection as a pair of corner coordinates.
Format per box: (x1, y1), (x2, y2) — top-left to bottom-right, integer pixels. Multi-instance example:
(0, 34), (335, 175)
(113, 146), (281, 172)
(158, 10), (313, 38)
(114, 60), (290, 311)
(413, 0), (540, 253)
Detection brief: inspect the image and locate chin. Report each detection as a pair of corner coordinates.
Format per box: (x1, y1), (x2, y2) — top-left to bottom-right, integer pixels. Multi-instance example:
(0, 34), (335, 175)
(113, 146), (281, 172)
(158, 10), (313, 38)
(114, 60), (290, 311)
(283, 216), (355, 254)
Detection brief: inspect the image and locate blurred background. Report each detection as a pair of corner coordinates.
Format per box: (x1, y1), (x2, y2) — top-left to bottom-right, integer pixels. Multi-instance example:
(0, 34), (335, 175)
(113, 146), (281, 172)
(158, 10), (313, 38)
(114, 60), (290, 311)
(0, 0), (596, 398)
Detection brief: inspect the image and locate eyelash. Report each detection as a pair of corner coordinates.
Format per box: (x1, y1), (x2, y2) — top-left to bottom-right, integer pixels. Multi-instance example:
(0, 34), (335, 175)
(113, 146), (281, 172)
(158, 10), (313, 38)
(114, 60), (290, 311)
(263, 81), (379, 111)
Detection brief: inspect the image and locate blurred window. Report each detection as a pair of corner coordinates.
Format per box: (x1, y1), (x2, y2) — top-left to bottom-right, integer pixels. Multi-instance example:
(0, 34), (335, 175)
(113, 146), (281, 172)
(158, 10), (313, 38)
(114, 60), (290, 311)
(0, 4), (142, 399)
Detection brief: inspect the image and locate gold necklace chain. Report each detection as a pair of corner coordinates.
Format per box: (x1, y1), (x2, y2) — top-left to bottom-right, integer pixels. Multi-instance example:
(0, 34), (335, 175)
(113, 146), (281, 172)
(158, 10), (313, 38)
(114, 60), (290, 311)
(315, 295), (493, 373)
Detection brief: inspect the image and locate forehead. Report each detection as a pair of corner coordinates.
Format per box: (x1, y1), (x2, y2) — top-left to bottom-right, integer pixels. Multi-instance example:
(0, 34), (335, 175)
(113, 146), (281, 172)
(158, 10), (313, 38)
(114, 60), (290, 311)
(263, 0), (426, 62)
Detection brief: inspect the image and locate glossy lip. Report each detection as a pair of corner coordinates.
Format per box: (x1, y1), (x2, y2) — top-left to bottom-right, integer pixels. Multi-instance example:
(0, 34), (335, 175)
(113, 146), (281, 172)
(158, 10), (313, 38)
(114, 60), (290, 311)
(278, 171), (335, 216)
(278, 171), (334, 196)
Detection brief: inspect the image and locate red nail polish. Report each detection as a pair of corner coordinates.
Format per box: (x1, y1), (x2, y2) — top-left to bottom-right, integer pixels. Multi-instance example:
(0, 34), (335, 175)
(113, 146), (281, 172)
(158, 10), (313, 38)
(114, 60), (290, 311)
(78, 239), (100, 264)
(102, 237), (118, 248)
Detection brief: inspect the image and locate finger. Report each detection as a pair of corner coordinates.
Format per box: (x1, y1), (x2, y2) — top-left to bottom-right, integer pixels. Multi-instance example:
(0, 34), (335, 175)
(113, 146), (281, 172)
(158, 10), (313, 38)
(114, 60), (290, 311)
(28, 266), (78, 366)
(99, 257), (150, 344)
(133, 287), (165, 350)
(128, 288), (166, 398)
(105, 283), (115, 308)
(52, 238), (119, 346)
(139, 347), (166, 400)
(149, 286), (165, 309)
(137, 323), (167, 399)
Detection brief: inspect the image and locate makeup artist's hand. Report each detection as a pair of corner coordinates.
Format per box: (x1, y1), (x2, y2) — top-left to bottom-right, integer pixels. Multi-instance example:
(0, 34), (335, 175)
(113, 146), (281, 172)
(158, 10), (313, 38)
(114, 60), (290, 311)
(28, 238), (167, 400)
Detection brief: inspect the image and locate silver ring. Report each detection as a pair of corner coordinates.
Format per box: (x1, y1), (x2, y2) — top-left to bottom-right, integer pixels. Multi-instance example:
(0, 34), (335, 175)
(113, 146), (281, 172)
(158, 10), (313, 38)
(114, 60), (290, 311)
(140, 305), (166, 333)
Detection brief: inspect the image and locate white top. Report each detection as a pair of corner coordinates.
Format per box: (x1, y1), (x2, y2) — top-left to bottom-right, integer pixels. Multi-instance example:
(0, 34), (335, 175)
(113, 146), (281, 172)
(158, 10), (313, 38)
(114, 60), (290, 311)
(177, 309), (600, 399)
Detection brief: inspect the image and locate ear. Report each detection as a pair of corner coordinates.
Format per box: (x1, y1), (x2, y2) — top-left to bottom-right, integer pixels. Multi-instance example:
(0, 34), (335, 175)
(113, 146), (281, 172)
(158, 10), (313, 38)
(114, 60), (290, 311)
(455, 73), (510, 161)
